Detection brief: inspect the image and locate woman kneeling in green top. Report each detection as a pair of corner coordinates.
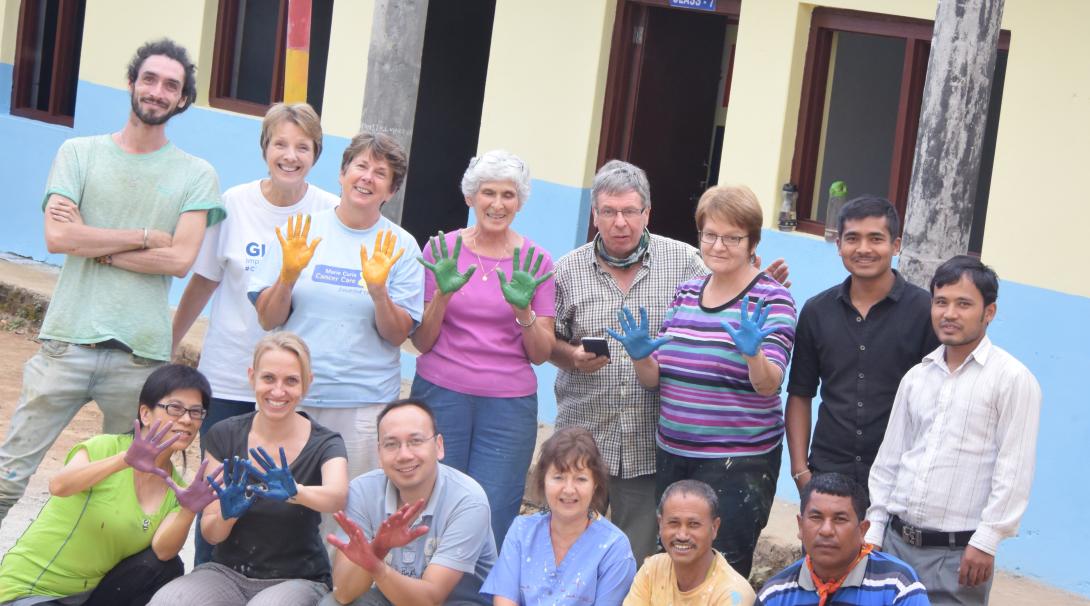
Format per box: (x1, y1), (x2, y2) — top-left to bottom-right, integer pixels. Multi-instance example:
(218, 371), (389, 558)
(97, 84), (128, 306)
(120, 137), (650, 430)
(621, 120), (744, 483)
(0, 364), (220, 606)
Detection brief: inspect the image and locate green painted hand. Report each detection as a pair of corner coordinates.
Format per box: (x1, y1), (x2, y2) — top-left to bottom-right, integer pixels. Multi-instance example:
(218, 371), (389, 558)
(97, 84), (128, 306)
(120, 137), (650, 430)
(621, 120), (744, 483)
(496, 246), (554, 310)
(417, 231), (477, 294)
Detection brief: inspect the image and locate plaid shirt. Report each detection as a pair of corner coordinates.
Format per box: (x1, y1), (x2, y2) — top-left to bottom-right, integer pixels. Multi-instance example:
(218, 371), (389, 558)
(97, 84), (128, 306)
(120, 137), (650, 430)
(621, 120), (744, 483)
(553, 235), (706, 478)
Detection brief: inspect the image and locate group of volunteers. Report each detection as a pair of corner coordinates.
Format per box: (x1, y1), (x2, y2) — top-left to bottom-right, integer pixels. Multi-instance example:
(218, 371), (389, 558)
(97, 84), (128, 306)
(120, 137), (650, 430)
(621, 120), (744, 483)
(0, 38), (1041, 606)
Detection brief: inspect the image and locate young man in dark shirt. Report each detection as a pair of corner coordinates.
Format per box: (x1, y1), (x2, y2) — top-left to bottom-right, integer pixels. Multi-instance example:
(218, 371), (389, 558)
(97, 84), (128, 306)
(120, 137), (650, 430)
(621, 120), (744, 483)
(785, 197), (937, 492)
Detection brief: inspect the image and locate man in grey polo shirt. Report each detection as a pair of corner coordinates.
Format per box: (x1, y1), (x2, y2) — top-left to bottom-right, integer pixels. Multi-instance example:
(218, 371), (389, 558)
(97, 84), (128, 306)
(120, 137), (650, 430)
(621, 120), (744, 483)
(322, 399), (495, 606)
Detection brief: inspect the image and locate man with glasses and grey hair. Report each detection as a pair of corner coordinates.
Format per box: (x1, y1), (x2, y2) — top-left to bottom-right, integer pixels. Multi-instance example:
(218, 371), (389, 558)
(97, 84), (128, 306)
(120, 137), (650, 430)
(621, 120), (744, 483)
(550, 160), (786, 564)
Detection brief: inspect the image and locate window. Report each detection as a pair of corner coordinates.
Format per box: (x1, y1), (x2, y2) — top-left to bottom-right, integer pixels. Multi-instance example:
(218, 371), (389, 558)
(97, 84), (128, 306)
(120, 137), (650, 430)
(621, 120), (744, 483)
(789, 8), (1009, 253)
(11, 0), (87, 126)
(209, 0), (334, 116)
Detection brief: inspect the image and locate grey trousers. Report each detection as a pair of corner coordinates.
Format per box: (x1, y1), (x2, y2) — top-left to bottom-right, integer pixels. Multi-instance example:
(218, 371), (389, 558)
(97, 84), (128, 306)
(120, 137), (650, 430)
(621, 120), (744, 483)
(884, 526), (993, 605)
(607, 473), (660, 566)
(147, 562), (328, 606)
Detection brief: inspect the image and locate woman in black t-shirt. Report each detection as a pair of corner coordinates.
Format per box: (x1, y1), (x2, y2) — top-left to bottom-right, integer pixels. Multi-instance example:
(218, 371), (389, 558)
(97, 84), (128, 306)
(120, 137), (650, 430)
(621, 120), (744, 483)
(150, 332), (348, 605)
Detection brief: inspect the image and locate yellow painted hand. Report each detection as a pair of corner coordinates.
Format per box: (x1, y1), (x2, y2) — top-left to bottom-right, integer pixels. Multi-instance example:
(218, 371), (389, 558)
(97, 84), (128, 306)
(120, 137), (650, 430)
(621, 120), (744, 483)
(276, 213), (321, 284)
(359, 229), (406, 288)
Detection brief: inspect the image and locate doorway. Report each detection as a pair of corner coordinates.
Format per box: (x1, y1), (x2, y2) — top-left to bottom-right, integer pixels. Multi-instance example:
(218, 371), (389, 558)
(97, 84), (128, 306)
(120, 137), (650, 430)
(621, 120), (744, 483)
(400, 0), (497, 248)
(596, 0), (740, 245)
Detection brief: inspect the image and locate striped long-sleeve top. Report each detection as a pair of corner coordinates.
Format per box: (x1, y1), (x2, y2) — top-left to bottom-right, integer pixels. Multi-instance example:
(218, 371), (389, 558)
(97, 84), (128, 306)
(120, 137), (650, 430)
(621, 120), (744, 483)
(653, 273), (797, 458)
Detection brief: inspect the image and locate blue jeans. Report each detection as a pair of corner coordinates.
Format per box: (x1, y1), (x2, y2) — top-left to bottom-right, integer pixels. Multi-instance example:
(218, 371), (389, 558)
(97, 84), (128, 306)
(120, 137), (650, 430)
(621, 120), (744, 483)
(0, 340), (162, 523)
(193, 396), (255, 566)
(410, 374), (537, 549)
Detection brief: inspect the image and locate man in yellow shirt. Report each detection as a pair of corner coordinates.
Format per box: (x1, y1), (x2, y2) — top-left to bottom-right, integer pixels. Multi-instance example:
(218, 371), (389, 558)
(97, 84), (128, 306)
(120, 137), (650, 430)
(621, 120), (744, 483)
(624, 479), (756, 605)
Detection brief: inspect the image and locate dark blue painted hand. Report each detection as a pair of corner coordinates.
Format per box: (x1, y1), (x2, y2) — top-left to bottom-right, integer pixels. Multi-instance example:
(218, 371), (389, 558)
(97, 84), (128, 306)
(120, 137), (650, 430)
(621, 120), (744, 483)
(248, 446), (298, 502)
(208, 456), (255, 520)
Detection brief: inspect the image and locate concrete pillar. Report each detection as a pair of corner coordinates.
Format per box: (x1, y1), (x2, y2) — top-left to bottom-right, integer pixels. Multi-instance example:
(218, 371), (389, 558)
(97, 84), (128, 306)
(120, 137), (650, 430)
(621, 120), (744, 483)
(359, 0), (430, 223)
(899, 0), (1005, 288)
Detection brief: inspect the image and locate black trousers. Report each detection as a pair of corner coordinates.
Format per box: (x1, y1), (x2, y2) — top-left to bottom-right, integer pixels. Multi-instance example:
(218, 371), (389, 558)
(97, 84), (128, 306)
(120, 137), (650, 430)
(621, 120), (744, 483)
(655, 444), (781, 578)
(84, 547), (183, 606)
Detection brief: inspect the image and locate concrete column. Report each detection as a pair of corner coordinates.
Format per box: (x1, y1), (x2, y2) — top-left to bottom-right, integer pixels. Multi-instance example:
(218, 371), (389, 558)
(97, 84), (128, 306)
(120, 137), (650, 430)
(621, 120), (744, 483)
(359, 0), (430, 223)
(899, 0), (1005, 288)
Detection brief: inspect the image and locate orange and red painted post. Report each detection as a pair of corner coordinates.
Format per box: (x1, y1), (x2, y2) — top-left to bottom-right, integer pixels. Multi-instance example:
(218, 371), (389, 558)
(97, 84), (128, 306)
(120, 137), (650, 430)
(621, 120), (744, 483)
(284, 0), (312, 103)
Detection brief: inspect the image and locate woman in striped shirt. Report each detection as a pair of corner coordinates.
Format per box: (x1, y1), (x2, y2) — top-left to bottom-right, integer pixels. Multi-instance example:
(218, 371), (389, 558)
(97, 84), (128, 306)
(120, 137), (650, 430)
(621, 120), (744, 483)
(610, 184), (796, 578)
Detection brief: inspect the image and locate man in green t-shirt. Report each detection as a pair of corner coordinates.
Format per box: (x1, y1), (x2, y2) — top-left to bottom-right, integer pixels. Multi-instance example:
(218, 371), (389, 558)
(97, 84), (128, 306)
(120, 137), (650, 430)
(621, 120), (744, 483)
(0, 38), (225, 525)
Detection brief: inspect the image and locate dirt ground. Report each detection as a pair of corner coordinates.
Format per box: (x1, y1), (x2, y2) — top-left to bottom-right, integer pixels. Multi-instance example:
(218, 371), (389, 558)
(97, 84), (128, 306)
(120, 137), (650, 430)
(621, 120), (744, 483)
(0, 329), (1084, 603)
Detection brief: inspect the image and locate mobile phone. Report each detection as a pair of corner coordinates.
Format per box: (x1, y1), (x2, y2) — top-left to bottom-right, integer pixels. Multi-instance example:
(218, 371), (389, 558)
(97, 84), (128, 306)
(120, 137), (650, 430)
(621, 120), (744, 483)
(581, 337), (611, 359)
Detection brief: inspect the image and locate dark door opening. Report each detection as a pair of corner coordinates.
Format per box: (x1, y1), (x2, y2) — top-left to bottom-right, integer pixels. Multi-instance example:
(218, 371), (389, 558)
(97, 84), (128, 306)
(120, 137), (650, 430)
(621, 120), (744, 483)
(400, 0), (496, 248)
(597, 1), (739, 246)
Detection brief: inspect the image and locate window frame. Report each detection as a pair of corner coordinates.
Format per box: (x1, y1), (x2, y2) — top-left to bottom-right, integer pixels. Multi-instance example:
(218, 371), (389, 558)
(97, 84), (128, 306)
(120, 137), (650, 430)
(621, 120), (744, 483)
(208, 0), (289, 116)
(789, 7), (1010, 237)
(10, 0), (86, 127)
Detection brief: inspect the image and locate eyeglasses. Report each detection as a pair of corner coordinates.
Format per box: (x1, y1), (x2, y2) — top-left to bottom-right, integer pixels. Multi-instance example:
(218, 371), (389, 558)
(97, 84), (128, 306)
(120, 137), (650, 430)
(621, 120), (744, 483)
(156, 401), (208, 420)
(698, 232), (748, 247)
(596, 207), (646, 220)
(380, 435), (437, 452)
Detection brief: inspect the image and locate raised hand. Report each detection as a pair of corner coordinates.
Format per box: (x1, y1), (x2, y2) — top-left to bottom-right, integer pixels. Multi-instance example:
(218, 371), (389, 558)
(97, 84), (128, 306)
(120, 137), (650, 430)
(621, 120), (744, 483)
(247, 446), (298, 502)
(371, 498), (429, 561)
(124, 419), (180, 475)
(418, 231), (477, 294)
(606, 306), (671, 360)
(208, 456), (255, 520)
(722, 297), (778, 357)
(754, 254), (792, 289)
(276, 213), (322, 284)
(328, 511), (385, 574)
(496, 246), (554, 310)
(359, 229), (406, 288)
(164, 459), (223, 513)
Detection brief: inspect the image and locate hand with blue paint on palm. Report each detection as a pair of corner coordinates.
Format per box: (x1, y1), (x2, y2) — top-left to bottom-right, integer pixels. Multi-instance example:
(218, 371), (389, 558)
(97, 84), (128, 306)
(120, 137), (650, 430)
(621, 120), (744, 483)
(721, 296), (777, 357)
(606, 306), (671, 360)
(247, 445), (298, 502)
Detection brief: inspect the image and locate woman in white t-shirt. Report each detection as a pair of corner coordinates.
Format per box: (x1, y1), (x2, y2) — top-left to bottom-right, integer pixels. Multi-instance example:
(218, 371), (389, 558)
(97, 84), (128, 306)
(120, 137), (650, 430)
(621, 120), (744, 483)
(171, 102), (337, 564)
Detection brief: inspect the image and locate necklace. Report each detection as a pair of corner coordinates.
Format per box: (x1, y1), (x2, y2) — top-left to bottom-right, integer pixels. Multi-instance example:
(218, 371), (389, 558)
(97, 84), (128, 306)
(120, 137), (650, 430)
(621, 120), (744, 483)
(465, 228), (510, 282)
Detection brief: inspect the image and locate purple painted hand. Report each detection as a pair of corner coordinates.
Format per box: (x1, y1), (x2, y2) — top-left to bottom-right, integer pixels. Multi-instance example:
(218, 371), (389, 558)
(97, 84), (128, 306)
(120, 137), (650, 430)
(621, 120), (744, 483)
(124, 419), (179, 476)
(164, 459), (223, 513)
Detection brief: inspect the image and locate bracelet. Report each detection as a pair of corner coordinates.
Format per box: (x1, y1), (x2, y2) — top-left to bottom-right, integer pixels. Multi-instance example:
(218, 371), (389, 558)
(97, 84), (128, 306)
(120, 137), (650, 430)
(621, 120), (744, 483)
(791, 469), (811, 481)
(141, 227), (148, 250)
(515, 310), (537, 328)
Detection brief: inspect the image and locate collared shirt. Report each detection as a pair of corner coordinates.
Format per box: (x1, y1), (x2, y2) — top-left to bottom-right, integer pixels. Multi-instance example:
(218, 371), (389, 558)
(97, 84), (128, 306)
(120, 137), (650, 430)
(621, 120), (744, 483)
(756, 551), (930, 605)
(787, 271), (937, 482)
(553, 235), (705, 478)
(339, 464), (497, 604)
(865, 337), (1042, 556)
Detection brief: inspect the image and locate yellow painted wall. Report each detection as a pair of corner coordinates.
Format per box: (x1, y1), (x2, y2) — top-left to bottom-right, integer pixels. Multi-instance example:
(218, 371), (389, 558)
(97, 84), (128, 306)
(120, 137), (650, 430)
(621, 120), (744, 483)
(0, 0), (18, 64)
(320, 0), (373, 138)
(982, 0), (1090, 296)
(477, 0), (616, 187)
(717, 0), (1089, 296)
(79, 0), (211, 93)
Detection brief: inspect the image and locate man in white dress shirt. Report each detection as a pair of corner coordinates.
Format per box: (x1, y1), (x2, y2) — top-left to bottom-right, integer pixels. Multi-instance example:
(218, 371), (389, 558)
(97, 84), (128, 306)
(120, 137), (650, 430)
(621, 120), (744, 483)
(865, 255), (1041, 606)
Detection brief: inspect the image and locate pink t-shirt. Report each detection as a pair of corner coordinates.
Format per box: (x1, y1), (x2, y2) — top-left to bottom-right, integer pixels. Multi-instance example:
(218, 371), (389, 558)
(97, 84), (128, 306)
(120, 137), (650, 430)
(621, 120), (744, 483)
(415, 229), (556, 397)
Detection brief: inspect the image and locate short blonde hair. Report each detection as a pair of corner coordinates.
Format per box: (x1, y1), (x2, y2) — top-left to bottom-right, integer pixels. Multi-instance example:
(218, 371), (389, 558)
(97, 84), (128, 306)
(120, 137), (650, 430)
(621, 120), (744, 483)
(252, 331), (313, 394)
(694, 184), (764, 250)
(260, 103), (324, 162)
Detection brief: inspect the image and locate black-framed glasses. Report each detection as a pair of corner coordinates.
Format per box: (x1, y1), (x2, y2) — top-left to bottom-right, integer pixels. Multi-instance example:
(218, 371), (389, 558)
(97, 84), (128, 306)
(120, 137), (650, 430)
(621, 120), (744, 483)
(156, 401), (208, 420)
(698, 232), (748, 247)
(380, 434), (437, 452)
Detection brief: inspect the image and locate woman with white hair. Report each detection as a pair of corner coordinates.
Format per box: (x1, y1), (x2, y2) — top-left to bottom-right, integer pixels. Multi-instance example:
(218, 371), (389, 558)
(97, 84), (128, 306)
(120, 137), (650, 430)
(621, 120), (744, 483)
(410, 150), (556, 548)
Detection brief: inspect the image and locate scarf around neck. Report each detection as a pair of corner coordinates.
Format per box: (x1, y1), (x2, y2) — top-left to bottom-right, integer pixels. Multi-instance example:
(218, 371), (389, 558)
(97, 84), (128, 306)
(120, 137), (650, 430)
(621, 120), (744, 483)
(594, 228), (650, 269)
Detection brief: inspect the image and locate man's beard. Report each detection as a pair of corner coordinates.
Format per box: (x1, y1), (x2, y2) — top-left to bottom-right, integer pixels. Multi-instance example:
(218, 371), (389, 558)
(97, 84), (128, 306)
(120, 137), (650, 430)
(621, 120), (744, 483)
(131, 93), (176, 126)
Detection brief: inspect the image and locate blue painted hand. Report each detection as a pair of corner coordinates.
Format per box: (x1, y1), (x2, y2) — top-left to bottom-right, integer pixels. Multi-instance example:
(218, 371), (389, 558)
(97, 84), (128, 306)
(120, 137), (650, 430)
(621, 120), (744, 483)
(208, 456), (256, 520)
(247, 446), (298, 502)
(721, 296), (777, 357)
(606, 306), (671, 360)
